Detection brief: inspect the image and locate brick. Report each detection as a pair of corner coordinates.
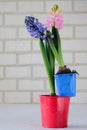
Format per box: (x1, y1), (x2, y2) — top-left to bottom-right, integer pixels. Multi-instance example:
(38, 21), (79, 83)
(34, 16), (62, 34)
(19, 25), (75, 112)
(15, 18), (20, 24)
(0, 2), (16, 13)
(74, 1), (87, 12)
(32, 92), (49, 103)
(0, 28), (16, 39)
(32, 40), (40, 52)
(63, 52), (73, 64)
(64, 14), (87, 25)
(46, 1), (72, 12)
(18, 27), (31, 39)
(0, 41), (3, 52)
(18, 53), (43, 65)
(18, 1), (44, 12)
(45, 80), (50, 90)
(18, 54), (32, 65)
(0, 67), (4, 78)
(0, 80), (16, 91)
(0, 92), (3, 103)
(77, 79), (87, 90)
(4, 92), (30, 103)
(5, 14), (26, 26)
(0, 54), (16, 65)
(33, 14), (47, 24)
(6, 67), (31, 78)
(60, 26), (73, 38)
(33, 66), (47, 78)
(0, 15), (2, 25)
(75, 26), (87, 38)
(75, 53), (87, 64)
(32, 53), (43, 64)
(73, 66), (87, 78)
(62, 40), (87, 51)
(18, 80), (44, 90)
(5, 40), (31, 52)
(71, 92), (87, 103)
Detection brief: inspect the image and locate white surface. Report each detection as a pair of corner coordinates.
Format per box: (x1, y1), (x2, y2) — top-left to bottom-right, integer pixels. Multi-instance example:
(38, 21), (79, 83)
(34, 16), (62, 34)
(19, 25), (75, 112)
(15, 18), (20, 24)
(0, 104), (87, 130)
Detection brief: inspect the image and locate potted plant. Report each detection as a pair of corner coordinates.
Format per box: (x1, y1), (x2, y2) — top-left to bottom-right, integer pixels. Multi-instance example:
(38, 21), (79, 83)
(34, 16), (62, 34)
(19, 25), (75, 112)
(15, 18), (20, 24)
(24, 4), (77, 128)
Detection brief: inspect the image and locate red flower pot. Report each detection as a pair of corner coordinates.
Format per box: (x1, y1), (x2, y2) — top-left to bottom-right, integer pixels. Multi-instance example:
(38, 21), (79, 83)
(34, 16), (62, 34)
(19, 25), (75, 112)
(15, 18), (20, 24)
(40, 95), (70, 128)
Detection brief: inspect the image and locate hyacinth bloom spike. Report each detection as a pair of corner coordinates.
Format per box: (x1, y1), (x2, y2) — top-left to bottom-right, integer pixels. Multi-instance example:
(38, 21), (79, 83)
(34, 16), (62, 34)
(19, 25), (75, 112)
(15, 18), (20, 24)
(46, 5), (63, 30)
(45, 5), (64, 67)
(25, 16), (47, 39)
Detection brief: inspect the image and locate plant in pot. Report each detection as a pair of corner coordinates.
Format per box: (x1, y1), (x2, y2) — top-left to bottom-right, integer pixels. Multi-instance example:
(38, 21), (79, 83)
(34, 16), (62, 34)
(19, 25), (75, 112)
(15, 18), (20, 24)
(25, 5), (77, 128)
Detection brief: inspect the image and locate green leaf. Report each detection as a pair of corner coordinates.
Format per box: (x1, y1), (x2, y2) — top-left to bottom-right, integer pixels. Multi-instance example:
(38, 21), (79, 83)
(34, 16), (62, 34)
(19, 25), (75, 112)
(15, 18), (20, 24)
(45, 42), (55, 74)
(39, 39), (55, 95)
(51, 26), (64, 66)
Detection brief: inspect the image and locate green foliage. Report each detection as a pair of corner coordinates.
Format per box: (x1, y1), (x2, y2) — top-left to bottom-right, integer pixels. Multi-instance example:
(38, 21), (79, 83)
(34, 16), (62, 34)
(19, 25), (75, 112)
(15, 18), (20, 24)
(51, 26), (64, 67)
(39, 39), (55, 95)
(39, 27), (65, 95)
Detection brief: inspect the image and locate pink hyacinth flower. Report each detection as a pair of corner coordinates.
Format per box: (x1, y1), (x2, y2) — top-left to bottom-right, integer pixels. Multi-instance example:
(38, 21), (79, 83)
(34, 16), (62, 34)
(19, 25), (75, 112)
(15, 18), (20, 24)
(46, 16), (53, 29)
(46, 12), (63, 30)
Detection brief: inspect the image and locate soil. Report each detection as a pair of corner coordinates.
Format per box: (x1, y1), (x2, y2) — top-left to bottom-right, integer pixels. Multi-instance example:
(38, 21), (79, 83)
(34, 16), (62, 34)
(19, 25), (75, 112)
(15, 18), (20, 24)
(56, 65), (78, 75)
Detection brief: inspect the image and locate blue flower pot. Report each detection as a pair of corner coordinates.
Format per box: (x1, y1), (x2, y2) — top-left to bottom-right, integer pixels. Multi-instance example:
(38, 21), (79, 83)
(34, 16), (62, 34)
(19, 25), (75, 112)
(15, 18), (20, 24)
(55, 73), (76, 97)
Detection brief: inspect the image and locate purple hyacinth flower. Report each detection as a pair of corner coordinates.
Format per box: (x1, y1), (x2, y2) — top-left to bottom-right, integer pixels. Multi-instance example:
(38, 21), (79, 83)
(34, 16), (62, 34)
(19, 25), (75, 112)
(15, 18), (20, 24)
(25, 16), (47, 39)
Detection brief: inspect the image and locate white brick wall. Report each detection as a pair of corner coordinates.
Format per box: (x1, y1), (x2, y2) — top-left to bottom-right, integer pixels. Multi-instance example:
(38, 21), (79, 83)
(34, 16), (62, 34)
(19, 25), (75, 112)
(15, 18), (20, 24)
(18, 27), (31, 39)
(62, 40), (87, 51)
(64, 14), (87, 25)
(60, 26), (73, 38)
(0, 15), (3, 25)
(5, 40), (31, 52)
(33, 66), (46, 78)
(4, 92), (30, 103)
(0, 93), (3, 103)
(0, 67), (4, 78)
(75, 26), (87, 38)
(18, 80), (44, 90)
(0, 0), (87, 104)
(0, 2), (16, 13)
(74, 1), (87, 12)
(18, 1), (44, 13)
(0, 54), (16, 65)
(5, 15), (26, 26)
(0, 41), (3, 52)
(6, 67), (31, 78)
(18, 53), (43, 65)
(0, 28), (16, 39)
(63, 52), (73, 64)
(75, 53), (87, 64)
(0, 80), (16, 91)
(32, 40), (40, 51)
(77, 79), (87, 90)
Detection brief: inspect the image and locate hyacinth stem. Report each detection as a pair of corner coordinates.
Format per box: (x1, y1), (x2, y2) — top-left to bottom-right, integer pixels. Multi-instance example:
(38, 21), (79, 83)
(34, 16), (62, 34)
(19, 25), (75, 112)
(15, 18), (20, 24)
(56, 27), (64, 67)
(39, 39), (55, 95)
(49, 41), (64, 66)
(50, 26), (64, 67)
